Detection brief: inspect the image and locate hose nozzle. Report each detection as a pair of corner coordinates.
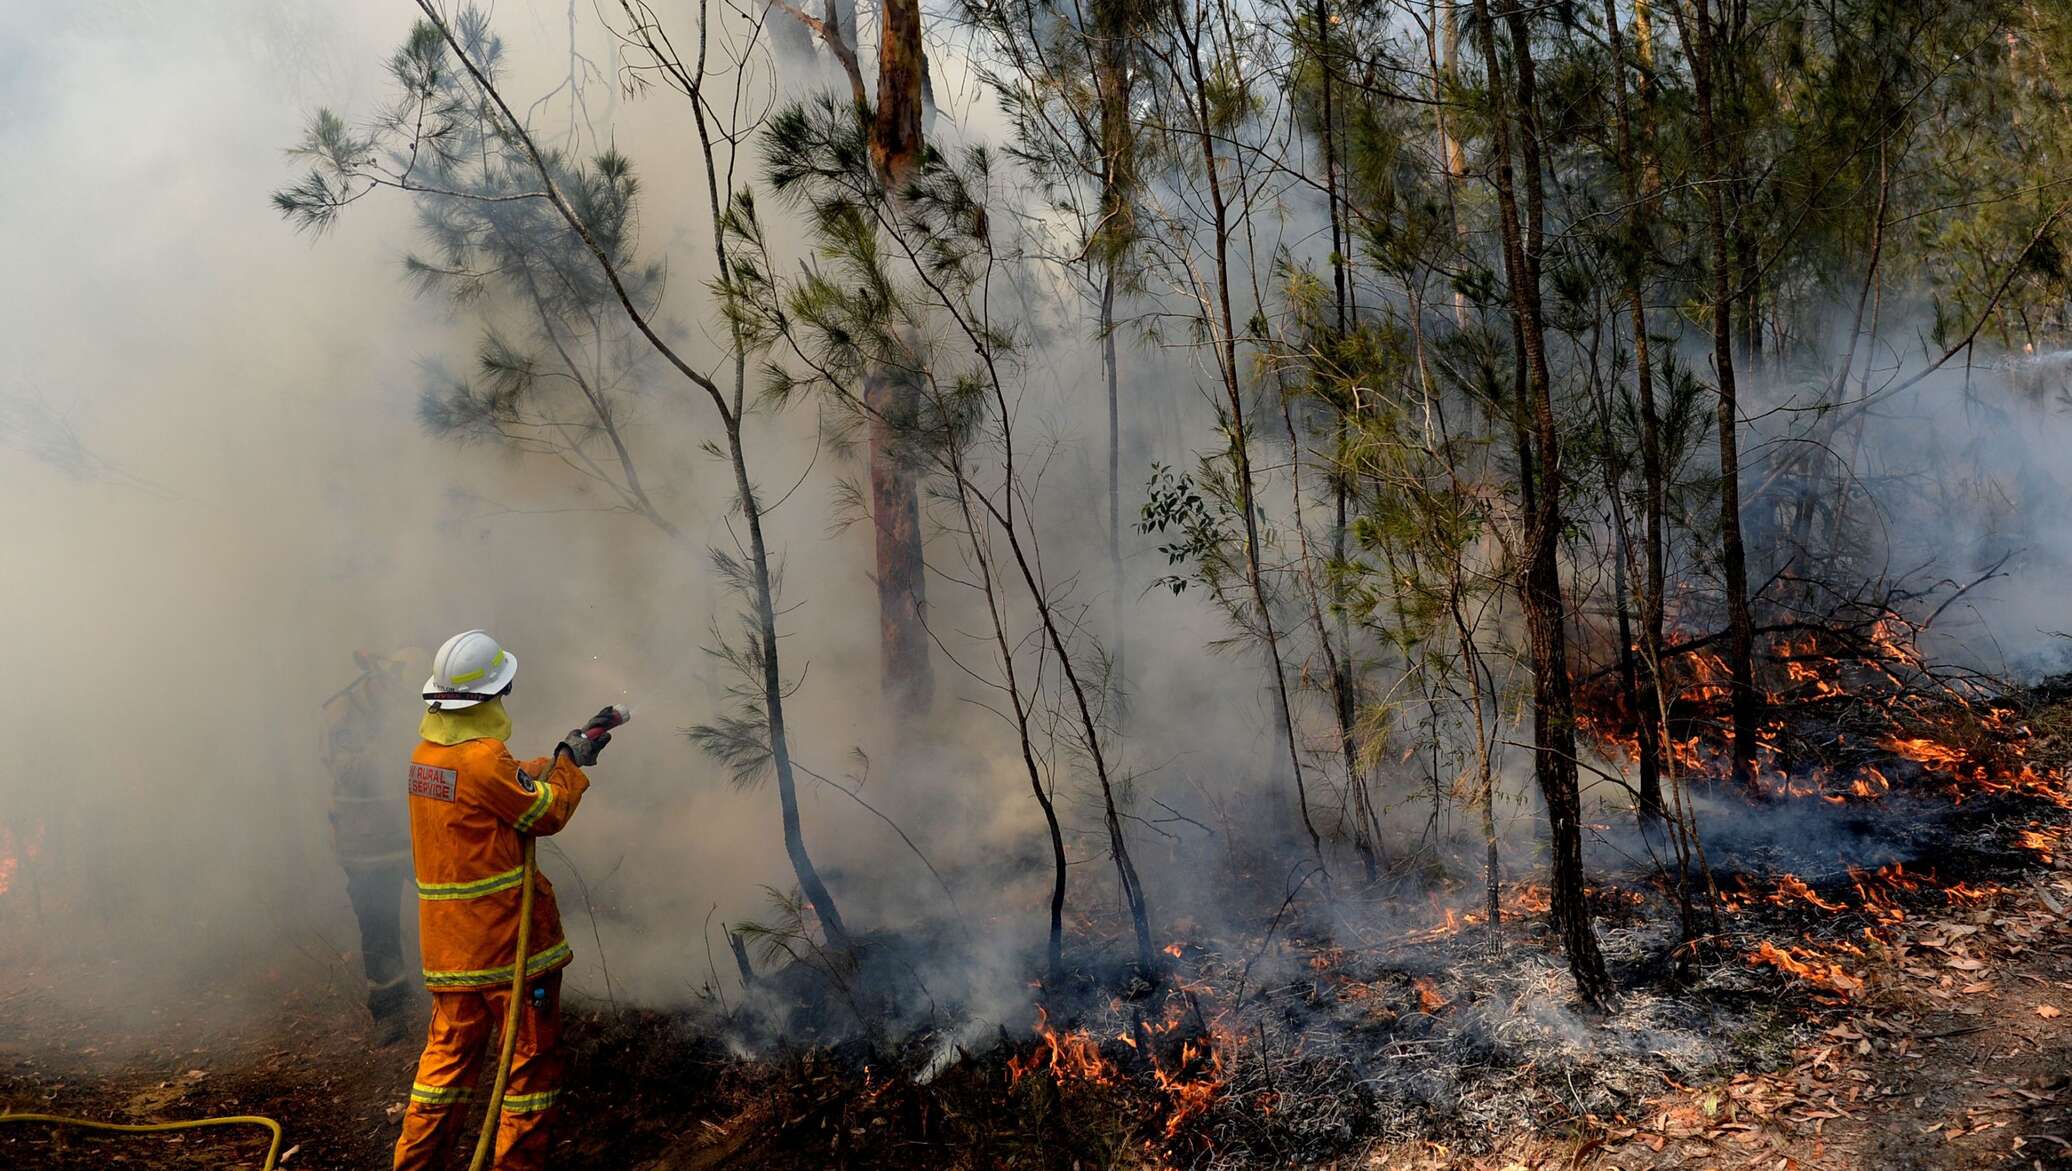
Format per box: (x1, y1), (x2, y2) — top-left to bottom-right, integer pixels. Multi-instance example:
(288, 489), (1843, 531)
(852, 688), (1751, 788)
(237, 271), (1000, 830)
(582, 703), (632, 740)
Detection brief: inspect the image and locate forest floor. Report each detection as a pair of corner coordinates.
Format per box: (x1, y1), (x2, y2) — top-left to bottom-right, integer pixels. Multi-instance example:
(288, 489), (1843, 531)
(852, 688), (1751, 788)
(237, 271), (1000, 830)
(3, 779), (2069, 1170)
(1379, 866), (2072, 1171)
(3, 849), (2064, 1170)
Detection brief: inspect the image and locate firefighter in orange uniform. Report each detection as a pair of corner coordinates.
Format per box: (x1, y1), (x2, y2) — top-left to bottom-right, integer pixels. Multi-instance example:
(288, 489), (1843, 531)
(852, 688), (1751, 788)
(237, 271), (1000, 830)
(393, 630), (612, 1171)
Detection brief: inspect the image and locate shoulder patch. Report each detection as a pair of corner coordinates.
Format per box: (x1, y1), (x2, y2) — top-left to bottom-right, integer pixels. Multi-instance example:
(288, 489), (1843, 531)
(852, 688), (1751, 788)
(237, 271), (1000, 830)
(516, 768), (537, 794)
(408, 763), (459, 802)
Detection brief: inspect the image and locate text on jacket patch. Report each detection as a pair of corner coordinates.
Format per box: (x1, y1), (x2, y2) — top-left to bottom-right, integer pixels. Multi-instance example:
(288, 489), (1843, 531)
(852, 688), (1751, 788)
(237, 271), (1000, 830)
(408, 763), (459, 802)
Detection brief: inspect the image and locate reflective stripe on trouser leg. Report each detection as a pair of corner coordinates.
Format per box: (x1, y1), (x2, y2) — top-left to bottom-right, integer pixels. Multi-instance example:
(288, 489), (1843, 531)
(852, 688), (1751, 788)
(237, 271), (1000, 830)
(392, 989), (493, 1171)
(490, 971), (564, 1171)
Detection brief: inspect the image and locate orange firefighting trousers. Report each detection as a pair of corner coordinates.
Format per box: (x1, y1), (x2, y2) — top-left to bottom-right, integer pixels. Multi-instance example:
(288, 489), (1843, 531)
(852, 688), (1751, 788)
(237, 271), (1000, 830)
(392, 971), (562, 1171)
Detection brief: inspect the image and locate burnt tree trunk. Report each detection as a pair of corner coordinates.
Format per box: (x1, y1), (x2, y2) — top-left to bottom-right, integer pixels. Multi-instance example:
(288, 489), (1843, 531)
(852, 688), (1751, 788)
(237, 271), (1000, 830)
(1474, 0), (1613, 1005)
(1680, 0), (1760, 794)
(1600, 0), (1664, 820)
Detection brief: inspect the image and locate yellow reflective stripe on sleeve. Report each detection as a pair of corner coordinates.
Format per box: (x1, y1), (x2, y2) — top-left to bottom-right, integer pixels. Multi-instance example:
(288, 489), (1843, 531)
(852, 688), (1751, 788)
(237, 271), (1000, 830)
(512, 780), (554, 833)
(422, 939), (574, 989)
(499, 1089), (561, 1114)
(416, 863), (526, 901)
(410, 1082), (474, 1106)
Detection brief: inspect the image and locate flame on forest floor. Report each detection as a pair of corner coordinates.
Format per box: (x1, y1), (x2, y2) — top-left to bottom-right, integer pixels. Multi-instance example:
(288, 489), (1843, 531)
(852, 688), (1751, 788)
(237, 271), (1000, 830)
(1741, 858), (2019, 999)
(1720, 860), (2007, 924)
(1407, 880), (1657, 945)
(1008, 999), (1232, 1141)
(1412, 977), (1449, 1015)
(1407, 884), (1561, 942)
(1723, 873), (1847, 914)
(1746, 939), (1865, 1000)
(1008, 1007), (1112, 1088)
(1575, 613), (2072, 810)
(2014, 825), (2060, 862)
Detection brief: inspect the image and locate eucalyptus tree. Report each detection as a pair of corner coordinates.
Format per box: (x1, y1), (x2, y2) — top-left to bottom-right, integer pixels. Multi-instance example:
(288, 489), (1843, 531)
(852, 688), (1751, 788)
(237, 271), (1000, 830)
(762, 0), (940, 719)
(721, 94), (1163, 980)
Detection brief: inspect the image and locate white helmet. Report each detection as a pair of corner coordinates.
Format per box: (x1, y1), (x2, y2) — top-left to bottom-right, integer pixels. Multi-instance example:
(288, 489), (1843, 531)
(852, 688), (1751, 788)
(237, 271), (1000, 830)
(423, 629), (518, 710)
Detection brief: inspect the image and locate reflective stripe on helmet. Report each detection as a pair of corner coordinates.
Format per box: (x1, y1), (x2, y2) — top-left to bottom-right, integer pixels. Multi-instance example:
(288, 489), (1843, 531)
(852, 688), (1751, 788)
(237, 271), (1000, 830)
(425, 632), (516, 710)
(447, 649), (505, 686)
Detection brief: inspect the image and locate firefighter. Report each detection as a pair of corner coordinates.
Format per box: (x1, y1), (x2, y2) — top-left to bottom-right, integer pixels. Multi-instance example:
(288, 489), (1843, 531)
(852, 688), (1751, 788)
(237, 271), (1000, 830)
(393, 630), (611, 1171)
(322, 647), (425, 1046)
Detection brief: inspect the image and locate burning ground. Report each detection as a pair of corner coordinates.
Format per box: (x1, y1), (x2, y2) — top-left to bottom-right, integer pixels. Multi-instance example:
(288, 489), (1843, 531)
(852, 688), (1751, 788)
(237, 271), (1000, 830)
(4, 667), (2068, 1169)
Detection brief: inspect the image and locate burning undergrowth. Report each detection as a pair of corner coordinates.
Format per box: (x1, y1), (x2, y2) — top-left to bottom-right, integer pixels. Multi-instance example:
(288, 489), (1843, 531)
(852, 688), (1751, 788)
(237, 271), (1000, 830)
(627, 612), (2072, 1169)
(649, 809), (2060, 1171)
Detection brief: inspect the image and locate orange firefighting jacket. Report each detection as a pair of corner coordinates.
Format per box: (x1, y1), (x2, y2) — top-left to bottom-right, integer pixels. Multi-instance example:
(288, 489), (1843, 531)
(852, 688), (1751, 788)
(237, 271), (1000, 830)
(407, 736), (589, 991)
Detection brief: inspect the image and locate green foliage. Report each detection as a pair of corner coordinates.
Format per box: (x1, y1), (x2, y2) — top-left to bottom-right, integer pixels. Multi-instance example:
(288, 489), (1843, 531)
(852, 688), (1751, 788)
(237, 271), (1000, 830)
(724, 95), (1019, 485)
(1137, 462), (1231, 596)
(275, 6), (685, 528)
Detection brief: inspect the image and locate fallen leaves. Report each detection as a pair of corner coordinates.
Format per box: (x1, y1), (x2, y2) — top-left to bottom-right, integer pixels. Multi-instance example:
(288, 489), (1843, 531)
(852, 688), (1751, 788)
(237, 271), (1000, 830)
(1583, 851), (2071, 1171)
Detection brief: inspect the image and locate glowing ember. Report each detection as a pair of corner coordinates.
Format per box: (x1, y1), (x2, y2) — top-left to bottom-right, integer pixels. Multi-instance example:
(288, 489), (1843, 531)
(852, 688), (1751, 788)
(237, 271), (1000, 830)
(1412, 977), (1449, 1015)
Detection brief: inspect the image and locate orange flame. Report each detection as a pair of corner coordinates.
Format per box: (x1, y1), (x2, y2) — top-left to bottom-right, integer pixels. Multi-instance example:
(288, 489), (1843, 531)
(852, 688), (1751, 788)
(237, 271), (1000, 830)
(1008, 1006), (1114, 1088)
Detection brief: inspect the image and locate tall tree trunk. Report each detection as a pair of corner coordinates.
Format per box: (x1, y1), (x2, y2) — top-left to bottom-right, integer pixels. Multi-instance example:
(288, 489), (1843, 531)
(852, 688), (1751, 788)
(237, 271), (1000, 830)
(1279, 391), (1380, 882)
(1102, 265), (1124, 715)
(1601, 0), (1664, 820)
(1679, 0), (1760, 794)
(732, 419), (855, 953)
(1436, 0), (1470, 325)
(1474, 0), (1613, 1005)
(1093, 0), (1134, 721)
(1316, 0), (1347, 336)
(868, 0), (935, 718)
(1173, 0), (1325, 867)
(1314, 0), (1377, 880)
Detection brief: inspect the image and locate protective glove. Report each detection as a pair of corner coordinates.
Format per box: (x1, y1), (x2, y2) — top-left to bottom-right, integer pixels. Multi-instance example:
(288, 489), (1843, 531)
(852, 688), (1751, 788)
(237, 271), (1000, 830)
(562, 728), (610, 767)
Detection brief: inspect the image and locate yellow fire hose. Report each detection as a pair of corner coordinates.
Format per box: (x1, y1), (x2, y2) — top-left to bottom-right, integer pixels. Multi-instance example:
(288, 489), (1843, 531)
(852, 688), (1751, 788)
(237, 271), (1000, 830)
(470, 830), (538, 1171)
(2, 740), (580, 1171)
(0, 1112), (285, 1168)
(0, 837), (537, 1171)
(0, 840), (529, 1171)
